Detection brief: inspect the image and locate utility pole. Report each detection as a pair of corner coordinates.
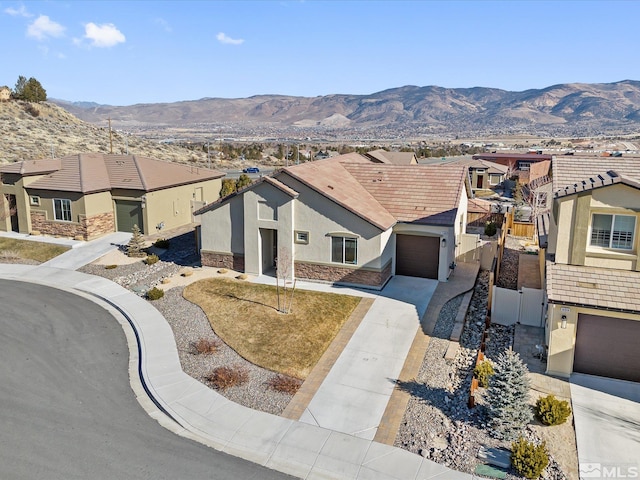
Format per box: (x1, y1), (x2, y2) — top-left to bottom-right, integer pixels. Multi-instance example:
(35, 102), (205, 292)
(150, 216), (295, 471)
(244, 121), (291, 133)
(108, 117), (113, 154)
(207, 142), (211, 169)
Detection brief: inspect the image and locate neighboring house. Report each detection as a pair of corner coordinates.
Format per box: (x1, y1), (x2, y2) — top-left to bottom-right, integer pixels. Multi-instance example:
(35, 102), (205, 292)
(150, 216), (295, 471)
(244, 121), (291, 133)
(365, 149), (418, 165)
(196, 153), (469, 289)
(540, 155), (640, 382)
(0, 153), (225, 240)
(419, 156), (507, 191)
(0, 86), (11, 101)
(473, 152), (552, 184)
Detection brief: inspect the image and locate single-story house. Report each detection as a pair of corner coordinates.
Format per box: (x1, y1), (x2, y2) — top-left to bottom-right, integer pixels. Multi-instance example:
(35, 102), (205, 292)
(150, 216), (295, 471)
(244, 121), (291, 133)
(0, 153), (225, 240)
(540, 155), (640, 382)
(196, 153), (469, 289)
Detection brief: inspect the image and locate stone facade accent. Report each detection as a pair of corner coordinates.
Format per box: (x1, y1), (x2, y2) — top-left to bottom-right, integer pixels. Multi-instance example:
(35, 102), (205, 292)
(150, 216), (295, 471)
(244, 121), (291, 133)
(295, 260), (392, 288)
(30, 211), (115, 240)
(201, 250), (245, 272)
(84, 212), (115, 240)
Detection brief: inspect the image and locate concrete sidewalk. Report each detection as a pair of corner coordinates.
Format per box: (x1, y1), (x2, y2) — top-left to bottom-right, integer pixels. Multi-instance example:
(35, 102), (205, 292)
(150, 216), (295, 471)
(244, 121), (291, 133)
(0, 263), (473, 480)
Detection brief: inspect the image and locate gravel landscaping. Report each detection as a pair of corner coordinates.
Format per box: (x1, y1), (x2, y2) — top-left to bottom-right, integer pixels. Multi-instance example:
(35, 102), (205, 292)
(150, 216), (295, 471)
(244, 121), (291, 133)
(53, 230), (569, 478)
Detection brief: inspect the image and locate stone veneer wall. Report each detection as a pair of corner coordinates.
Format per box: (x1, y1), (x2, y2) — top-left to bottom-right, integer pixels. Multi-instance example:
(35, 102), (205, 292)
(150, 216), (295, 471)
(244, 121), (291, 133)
(295, 260), (392, 288)
(31, 211), (115, 240)
(84, 212), (115, 240)
(201, 250), (245, 272)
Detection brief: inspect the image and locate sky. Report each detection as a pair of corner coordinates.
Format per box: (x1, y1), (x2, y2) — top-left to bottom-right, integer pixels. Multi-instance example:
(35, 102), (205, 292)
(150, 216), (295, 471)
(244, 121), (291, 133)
(1, 1), (639, 106)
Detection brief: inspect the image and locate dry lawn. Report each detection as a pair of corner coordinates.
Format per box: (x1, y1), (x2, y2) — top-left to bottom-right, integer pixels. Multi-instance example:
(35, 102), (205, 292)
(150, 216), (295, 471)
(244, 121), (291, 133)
(0, 238), (69, 262)
(183, 278), (361, 379)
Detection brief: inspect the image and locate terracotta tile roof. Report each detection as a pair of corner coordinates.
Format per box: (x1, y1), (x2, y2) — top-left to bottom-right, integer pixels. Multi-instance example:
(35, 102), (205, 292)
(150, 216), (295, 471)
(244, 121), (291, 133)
(553, 155), (640, 193)
(547, 262), (640, 313)
(473, 153), (552, 161)
(529, 160), (551, 182)
(12, 154), (224, 194)
(343, 163), (466, 226)
(280, 156), (397, 231)
(0, 158), (61, 176)
(365, 149), (416, 165)
(196, 154), (467, 230)
(468, 197), (493, 213)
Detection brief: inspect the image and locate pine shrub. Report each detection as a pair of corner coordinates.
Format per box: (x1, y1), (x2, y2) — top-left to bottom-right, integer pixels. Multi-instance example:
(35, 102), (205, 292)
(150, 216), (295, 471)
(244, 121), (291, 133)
(484, 221), (498, 237)
(127, 224), (146, 258)
(535, 395), (572, 426)
(474, 360), (495, 388)
(511, 437), (549, 479)
(146, 287), (164, 300)
(485, 349), (533, 440)
(145, 254), (160, 265)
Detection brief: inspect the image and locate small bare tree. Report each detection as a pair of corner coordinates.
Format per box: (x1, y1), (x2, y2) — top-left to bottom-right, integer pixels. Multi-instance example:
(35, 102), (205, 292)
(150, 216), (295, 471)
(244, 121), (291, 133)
(276, 247), (297, 314)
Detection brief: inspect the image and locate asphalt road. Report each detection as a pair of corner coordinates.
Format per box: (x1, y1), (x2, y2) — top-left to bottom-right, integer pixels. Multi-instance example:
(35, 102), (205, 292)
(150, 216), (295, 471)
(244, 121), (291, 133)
(0, 280), (294, 480)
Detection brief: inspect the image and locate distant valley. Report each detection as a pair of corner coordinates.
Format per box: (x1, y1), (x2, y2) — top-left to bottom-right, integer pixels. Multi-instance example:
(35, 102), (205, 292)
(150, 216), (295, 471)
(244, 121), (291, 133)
(52, 80), (640, 140)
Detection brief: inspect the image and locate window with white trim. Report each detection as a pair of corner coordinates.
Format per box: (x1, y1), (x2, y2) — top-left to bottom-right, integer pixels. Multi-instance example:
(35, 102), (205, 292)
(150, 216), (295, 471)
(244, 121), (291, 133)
(331, 236), (357, 265)
(53, 198), (72, 222)
(590, 213), (635, 250)
(30, 195), (40, 206)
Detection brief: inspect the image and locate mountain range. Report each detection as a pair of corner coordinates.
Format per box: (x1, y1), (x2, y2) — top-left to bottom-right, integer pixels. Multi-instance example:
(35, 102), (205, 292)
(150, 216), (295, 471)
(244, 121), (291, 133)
(52, 80), (640, 138)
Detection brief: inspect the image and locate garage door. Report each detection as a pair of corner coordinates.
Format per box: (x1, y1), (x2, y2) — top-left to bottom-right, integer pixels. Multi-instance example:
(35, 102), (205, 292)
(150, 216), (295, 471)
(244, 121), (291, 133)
(574, 314), (640, 382)
(115, 200), (144, 233)
(395, 234), (439, 279)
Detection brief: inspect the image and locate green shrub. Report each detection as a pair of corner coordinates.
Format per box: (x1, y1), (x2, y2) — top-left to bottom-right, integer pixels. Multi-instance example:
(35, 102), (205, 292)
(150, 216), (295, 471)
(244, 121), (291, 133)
(145, 254), (160, 265)
(535, 395), (572, 426)
(485, 221), (498, 237)
(511, 437), (548, 479)
(146, 287), (164, 300)
(104, 264), (118, 270)
(153, 238), (170, 249)
(474, 360), (495, 388)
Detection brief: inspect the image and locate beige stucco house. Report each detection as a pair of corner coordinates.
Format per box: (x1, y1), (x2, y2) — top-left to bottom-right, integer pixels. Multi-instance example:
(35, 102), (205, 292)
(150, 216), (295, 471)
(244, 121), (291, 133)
(196, 154), (469, 289)
(0, 153), (224, 240)
(541, 155), (640, 382)
(364, 149), (418, 165)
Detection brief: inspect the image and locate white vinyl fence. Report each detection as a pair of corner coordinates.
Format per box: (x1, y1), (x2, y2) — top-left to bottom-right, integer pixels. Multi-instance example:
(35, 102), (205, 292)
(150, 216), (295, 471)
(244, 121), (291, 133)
(491, 286), (544, 327)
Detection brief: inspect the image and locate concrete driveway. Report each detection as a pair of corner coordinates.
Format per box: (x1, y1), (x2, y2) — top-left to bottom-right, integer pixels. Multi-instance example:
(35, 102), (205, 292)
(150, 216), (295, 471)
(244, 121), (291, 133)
(570, 373), (640, 478)
(297, 275), (438, 440)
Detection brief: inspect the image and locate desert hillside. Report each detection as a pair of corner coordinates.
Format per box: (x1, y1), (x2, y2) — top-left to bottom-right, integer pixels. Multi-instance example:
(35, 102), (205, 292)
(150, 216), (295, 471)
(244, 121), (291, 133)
(0, 100), (214, 165)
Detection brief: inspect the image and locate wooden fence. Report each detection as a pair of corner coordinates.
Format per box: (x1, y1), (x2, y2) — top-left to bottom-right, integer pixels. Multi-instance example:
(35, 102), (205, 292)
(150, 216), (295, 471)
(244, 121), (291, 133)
(504, 211), (535, 239)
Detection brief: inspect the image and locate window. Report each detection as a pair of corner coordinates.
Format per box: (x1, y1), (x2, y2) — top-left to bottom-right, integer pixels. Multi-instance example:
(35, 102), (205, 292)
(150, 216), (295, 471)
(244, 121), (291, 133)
(489, 174), (501, 186)
(590, 214), (635, 250)
(295, 231), (309, 244)
(53, 198), (72, 222)
(331, 236), (357, 265)
(30, 195), (40, 206)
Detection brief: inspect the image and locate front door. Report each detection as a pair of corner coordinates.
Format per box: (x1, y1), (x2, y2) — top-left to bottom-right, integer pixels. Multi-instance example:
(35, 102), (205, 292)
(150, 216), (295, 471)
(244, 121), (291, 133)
(259, 228), (277, 275)
(8, 195), (18, 232)
(477, 175), (484, 189)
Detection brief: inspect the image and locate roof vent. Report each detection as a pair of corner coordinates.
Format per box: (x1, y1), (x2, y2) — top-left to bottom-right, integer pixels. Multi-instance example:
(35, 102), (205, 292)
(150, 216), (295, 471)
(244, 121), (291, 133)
(327, 185), (334, 190)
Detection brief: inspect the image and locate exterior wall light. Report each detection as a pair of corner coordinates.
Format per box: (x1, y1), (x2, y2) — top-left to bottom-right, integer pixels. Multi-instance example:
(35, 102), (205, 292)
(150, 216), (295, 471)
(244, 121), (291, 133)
(561, 315), (567, 329)
(441, 237), (447, 248)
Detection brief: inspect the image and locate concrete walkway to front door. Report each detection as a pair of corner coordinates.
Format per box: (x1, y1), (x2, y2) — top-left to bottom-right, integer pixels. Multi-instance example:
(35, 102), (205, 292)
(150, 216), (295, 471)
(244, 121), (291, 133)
(254, 275), (438, 441)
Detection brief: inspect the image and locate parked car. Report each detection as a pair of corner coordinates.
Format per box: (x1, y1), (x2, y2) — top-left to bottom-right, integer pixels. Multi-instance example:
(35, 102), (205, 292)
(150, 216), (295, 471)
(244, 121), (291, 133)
(242, 167), (260, 173)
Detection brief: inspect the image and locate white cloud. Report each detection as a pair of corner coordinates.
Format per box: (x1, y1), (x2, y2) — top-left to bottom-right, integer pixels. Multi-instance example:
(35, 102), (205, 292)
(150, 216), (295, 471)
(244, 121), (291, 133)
(154, 17), (172, 33)
(216, 32), (244, 45)
(4, 5), (32, 17)
(27, 15), (65, 40)
(83, 22), (125, 48)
